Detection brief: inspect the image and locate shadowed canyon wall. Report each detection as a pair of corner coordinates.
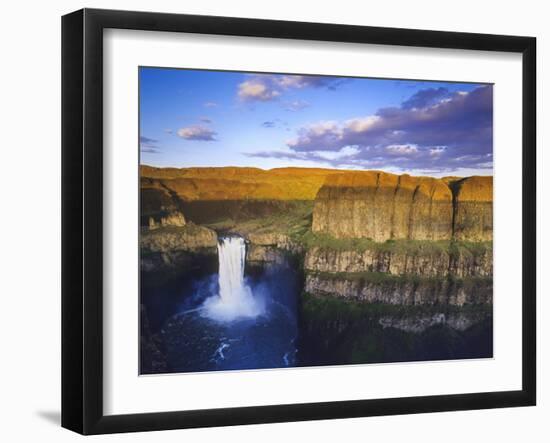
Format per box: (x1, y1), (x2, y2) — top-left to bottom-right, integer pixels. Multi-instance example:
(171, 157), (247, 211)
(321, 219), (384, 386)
(452, 176), (493, 241)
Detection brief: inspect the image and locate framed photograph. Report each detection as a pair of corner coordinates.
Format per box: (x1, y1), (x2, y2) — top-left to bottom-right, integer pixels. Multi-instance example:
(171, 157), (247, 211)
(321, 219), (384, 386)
(62, 8), (536, 435)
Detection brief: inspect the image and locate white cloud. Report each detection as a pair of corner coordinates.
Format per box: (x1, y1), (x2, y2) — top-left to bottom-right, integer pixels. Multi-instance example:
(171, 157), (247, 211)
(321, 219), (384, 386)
(273, 75), (327, 89)
(313, 145), (361, 161)
(176, 125), (217, 141)
(238, 79), (280, 101)
(386, 144), (419, 155)
(287, 121), (343, 151)
(236, 74), (345, 103)
(345, 116), (381, 133)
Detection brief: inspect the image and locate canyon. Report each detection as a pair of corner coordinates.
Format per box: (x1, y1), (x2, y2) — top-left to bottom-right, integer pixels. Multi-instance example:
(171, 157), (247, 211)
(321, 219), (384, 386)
(140, 165), (493, 310)
(140, 165), (494, 371)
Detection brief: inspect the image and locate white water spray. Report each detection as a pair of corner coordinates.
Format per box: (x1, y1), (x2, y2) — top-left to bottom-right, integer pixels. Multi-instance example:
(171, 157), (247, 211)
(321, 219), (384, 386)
(203, 236), (263, 322)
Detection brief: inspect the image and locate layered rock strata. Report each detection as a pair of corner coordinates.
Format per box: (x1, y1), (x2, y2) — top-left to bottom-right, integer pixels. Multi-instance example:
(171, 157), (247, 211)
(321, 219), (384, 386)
(312, 172), (492, 242)
(304, 244), (492, 278)
(140, 224), (218, 273)
(305, 273), (492, 306)
(452, 176), (493, 241)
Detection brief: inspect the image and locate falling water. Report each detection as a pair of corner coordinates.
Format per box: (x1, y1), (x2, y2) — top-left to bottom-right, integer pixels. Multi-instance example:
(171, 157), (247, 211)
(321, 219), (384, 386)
(218, 236), (248, 305)
(202, 236), (263, 322)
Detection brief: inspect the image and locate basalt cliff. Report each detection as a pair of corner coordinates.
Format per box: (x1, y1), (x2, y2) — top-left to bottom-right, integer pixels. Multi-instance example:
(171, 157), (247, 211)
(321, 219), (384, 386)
(311, 171), (492, 242)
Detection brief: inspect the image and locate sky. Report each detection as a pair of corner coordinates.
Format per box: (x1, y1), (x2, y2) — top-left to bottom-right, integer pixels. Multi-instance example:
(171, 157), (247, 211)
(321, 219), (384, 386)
(139, 67), (493, 177)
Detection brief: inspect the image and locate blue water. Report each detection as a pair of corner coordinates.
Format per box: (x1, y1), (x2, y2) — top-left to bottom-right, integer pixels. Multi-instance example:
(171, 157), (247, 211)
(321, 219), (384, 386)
(140, 241), (492, 374)
(141, 260), (301, 374)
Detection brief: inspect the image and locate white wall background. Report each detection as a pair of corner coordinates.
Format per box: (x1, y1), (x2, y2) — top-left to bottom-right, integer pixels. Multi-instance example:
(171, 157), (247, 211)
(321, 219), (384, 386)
(0, 0), (546, 441)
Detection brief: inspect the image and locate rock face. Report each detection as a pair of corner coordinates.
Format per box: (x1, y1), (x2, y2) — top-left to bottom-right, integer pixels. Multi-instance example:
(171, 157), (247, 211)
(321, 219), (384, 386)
(453, 176), (493, 241)
(246, 232), (303, 254)
(148, 211), (186, 230)
(305, 273), (492, 306)
(378, 311), (489, 333)
(312, 172), (453, 241)
(245, 233), (304, 266)
(246, 245), (288, 265)
(140, 224), (218, 273)
(141, 224), (216, 252)
(304, 244), (492, 278)
(312, 171), (492, 242)
(303, 242), (492, 305)
(140, 165), (337, 201)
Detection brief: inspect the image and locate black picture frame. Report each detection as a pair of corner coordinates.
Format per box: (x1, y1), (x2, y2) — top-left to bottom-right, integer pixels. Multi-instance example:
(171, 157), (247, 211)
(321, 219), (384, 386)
(62, 8), (536, 435)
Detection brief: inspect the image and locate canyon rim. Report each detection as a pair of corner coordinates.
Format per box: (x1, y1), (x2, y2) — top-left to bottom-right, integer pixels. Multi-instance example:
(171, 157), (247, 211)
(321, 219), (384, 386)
(139, 67), (493, 374)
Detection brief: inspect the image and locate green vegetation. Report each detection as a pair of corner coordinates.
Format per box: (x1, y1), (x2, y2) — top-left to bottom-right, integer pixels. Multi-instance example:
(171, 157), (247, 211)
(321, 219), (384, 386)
(299, 292), (493, 365)
(295, 230), (492, 257)
(449, 239), (493, 258)
(308, 270), (428, 285)
(301, 291), (493, 322)
(297, 231), (446, 253)
(293, 230), (377, 250)
(140, 222), (209, 239)
(203, 200), (314, 238)
(307, 270), (492, 286)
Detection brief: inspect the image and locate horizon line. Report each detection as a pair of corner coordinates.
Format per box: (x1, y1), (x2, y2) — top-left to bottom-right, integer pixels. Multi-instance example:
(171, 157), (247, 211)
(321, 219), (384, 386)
(140, 164), (494, 179)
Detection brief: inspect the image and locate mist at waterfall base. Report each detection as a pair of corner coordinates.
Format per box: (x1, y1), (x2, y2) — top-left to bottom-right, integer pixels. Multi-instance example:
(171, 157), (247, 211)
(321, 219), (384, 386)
(141, 236), (300, 373)
(202, 237), (265, 322)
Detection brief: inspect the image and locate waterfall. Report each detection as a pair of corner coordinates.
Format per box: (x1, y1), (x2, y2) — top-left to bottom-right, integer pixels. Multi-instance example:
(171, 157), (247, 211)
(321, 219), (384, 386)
(218, 236), (248, 305)
(202, 236), (263, 322)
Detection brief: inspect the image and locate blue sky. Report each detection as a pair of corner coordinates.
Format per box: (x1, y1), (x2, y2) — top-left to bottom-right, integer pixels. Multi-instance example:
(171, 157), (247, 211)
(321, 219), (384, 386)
(139, 67), (493, 177)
